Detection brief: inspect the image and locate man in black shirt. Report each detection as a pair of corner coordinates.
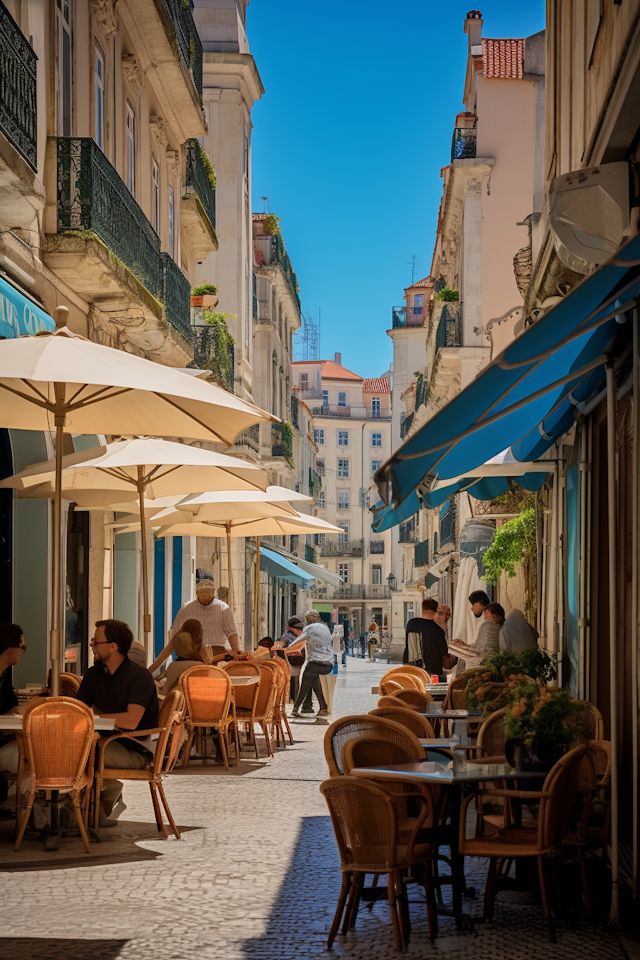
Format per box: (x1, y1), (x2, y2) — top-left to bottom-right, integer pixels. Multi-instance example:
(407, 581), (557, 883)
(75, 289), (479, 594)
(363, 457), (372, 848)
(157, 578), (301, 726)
(77, 619), (158, 825)
(0, 624), (28, 778)
(404, 598), (449, 677)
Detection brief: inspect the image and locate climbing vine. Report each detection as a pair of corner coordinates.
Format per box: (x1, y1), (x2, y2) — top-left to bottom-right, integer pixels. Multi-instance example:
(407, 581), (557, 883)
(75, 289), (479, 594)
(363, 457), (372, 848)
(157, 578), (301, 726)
(482, 505), (536, 585)
(189, 309), (236, 392)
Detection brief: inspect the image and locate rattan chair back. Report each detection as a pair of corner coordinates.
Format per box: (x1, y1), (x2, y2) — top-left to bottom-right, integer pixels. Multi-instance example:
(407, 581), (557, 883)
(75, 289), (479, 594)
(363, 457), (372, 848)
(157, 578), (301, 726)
(342, 725), (425, 776)
(22, 696), (95, 790)
(222, 660), (261, 714)
(444, 674), (469, 710)
(540, 743), (588, 849)
(59, 672), (81, 696)
(180, 665), (232, 725)
(254, 661), (279, 721)
(379, 673), (422, 696)
(380, 665), (430, 688)
(325, 715), (398, 776)
(477, 707), (507, 757)
(369, 707), (436, 739)
(321, 775), (399, 872)
(377, 694), (411, 710)
(571, 699), (605, 740)
(154, 687), (186, 774)
(393, 688), (432, 711)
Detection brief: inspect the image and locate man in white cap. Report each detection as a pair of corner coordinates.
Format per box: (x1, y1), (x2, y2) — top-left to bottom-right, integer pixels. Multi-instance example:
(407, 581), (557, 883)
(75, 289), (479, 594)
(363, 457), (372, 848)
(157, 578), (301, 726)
(148, 578), (238, 674)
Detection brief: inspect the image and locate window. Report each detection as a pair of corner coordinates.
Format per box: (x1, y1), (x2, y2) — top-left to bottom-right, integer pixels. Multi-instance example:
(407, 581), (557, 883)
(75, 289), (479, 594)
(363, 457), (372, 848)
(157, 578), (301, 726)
(371, 460), (381, 477)
(404, 601), (415, 622)
(126, 101), (136, 195)
(337, 459), (349, 478)
(371, 565), (382, 585)
(151, 160), (160, 234)
(300, 372), (309, 388)
(315, 459), (325, 476)
(338, 391), (347, 407)
(413, 294), (424, 315)
(94, 44), (105, 150)
(314, 533), (326, 547)
(338, 430), (349, 446)
(322, 390), (329, 406)
(168, 186), (174, 258)
(313, 428), (324, 445)
(371, 397), (381, 418)
(371, 432), (382, 447)
(57, 0), (72, 137)
(338, 490), (349, 510)
(338, 563), (349, 584)
(338, 523), (349, 543)
(316, 491), (325, 509)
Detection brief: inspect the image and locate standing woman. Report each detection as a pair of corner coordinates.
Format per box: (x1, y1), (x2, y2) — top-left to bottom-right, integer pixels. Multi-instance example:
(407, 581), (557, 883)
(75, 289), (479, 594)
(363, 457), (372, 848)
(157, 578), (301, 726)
(367, 621), (379, 661)
(288, 611), (334, 718)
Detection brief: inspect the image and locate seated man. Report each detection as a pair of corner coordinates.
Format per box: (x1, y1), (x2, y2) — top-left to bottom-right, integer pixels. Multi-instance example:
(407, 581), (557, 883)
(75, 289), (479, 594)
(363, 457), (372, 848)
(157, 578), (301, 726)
(0, 623), (28, 776)
(76, 619), (159, 826)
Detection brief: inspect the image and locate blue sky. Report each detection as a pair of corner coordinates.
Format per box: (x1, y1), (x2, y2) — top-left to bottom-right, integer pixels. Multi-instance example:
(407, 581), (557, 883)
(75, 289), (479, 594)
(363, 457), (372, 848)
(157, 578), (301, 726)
(249, 1), (545, 377)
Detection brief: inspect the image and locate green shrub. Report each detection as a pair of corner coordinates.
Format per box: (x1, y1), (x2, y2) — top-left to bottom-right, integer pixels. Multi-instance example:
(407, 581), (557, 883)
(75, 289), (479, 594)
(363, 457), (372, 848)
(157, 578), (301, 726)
(192, 284), (218, 297)
(434, 287), (459, 302)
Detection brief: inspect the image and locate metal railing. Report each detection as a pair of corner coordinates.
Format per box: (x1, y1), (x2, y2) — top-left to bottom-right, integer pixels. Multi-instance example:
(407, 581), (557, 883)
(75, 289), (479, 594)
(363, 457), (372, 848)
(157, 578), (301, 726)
(185, 139), (215, 231)
(414, 539), (429, 567)
(295, 387), (324, 401)
(398, 520), (419, 544)
(370, 540), (385, 554)
(190, 324), (234, 391)
(290, 395), (299, 429)
(451, 126), (476, 161)
(272, 422), (293, 463)
(435, 303), (461, 350)
(319, 539), (364, 558)
(234, 423), (259, 453)
(440, 507), (456, 546)
(310, 584), (391, 600)
(254, 233), (300, 312)
(161, 0), (203, 97)
(0, 1), (37, 170)
(400, 412), (414, 439)
(161, 253), (191, 341)
(391, 305), (425, 329)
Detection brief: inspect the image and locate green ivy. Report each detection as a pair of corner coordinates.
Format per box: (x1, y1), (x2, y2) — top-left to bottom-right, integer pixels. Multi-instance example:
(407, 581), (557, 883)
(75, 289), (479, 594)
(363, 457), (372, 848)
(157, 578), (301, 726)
(188, 310), (236, 391)
(192, 283), (218, 296)
(434, 287), (459, 302)
(262, 213), (282, 236)
(482, 506), (536, 585)
(196, 142), (217, 190)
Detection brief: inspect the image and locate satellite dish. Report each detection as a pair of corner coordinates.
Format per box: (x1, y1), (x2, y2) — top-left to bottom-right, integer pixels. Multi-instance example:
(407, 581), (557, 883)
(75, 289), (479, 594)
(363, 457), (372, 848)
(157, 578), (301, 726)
(549, 161), (630, 271)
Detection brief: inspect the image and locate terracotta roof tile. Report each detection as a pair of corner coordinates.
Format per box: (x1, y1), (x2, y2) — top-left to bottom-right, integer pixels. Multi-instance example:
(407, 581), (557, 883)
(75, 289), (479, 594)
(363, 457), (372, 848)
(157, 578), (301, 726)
(320, 360), (363, 381)
(363, 377), (390, 394)
(482, 38), (524, 80)
(407, 276), (434, 289)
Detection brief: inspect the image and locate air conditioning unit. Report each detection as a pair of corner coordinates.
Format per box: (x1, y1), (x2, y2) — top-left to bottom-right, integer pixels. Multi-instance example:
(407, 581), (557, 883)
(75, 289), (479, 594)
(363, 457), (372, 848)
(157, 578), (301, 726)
(549, 161), (632, 273)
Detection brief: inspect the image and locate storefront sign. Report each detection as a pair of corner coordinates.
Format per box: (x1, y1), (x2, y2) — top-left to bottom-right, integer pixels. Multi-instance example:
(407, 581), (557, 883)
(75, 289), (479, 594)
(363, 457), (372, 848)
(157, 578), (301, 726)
(0, 276), (55, 339)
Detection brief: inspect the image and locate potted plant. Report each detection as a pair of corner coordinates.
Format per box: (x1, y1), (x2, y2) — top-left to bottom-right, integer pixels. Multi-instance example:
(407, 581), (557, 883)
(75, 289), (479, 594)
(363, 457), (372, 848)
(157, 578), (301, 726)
(191, 284), (219, 309)
(503, 680), (582, 772)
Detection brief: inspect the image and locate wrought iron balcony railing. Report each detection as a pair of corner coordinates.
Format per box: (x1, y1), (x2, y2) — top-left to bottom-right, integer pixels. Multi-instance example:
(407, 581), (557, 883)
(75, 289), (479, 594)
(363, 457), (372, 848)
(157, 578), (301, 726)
(440, 507), (456, 546)
(370, 540), (385, 554)
(310, 583), (391, 601)
(0, 2), (37, 170)
(400, 412), (414, 439)
(162, 253), (191, 342)
(414, 539), (429, 567)
(392, 305), (424, 328)
(234, 422), (259, 453)
(161, 0), (203, 96)
(319, 539), (364, 558)
(451, 126), (476, 162)
(291, 395), (299, 430)
(272, 422), (293, 464)
(398, 520), (419, 544)
(254, 233), (300, 313)
(185, 139), (215, 232)
(305, 544), (316, 563)
(435, 303), (461, 350)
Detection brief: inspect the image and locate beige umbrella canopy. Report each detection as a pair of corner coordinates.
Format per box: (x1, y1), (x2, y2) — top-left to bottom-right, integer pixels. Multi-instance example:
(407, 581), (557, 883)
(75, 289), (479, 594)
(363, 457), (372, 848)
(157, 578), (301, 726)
(0, 308), (276, 691)
(108, 486), (313, 525)
(0, 438), (270, 658)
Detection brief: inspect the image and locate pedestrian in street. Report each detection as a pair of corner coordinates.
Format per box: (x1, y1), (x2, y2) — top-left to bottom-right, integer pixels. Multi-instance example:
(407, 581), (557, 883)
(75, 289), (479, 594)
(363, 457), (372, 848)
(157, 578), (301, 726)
(500, 608), (538, 652)
(149, 577), (238, 675)
(404, 597), (449, 678)
(280, 616), (312, 711)
(288, 611), (334, 719)
(367, 621), (379, 661)
(360, 631), (367, 658)
(76, 619), (159, 826)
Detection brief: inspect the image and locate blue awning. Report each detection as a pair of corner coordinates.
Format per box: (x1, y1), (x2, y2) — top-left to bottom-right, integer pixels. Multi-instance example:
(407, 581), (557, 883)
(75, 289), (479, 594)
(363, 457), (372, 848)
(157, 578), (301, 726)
(259, 546), (315, 587)
(376, 233), (640, 509)
(0, 275), (55, 339)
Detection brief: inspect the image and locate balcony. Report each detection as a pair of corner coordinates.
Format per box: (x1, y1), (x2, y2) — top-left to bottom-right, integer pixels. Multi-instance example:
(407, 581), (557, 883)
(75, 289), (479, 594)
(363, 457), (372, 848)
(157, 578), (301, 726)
(435, 303), (461, 350)
(392, 306), (424, 329)
(291, 395), (299, 429)
(451, 127), (476, 162)
(117, 0), (205, 141)
(234, 422), (259, 454)
(440, 507), (456, 546)
(398, 520), (418, 544)
(48, 138), (192, 360)
(308, 467), (322, 498)
(319, 539), (364, 558)
(295, 387), (324, 401)
(272, 422), (293, 465)
(311, 584), (391, 601)
(254, 234), (300, 313)
(0, 2), (44, 227)
(400, 412), (414, 439)
(311, 403), (391, 421)
(182, 139), (217, 257)
(414, 539), (429, 567)
(370, 540), (385, 554)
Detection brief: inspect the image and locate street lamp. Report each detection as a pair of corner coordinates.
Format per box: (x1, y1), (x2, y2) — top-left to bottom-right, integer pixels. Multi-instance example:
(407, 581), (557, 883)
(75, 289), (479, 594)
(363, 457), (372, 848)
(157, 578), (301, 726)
(387, 572), (397, 592)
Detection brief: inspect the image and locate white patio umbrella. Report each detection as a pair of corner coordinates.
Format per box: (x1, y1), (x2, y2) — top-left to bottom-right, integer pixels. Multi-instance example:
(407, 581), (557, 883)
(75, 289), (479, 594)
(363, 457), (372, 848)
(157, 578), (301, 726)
(108, 486), (314, 526)
(0, 438), (271, 658)
(0, 307), (276, 691)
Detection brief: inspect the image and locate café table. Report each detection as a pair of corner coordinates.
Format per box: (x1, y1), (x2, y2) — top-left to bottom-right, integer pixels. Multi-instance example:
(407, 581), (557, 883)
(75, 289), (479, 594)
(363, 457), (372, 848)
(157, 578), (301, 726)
(421, 706), (483, 739)
(350, 761), (546, 929)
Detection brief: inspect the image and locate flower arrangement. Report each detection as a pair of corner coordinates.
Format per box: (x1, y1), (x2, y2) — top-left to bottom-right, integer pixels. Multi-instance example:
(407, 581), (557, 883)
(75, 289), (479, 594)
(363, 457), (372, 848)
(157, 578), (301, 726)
(504, 680), (582, 756)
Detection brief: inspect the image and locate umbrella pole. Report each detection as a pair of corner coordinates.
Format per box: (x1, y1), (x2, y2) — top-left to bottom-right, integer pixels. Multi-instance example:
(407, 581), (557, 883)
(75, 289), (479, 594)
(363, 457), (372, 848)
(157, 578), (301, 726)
(226, 521), (233, 616)
(137, 471), (152, 661)
(50, 386), (66, 698)
(254, 535), (260, 648)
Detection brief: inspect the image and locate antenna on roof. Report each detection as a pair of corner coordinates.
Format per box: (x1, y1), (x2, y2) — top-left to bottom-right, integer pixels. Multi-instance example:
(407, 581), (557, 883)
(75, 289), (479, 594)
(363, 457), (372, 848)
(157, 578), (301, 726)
(261, 196), (270, 214)
(407, 254), (422, 284)
(294, 311), (320, 361)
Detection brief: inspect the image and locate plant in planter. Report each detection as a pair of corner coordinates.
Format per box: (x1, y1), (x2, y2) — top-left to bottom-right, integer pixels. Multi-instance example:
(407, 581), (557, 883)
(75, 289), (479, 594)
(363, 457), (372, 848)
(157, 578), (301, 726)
(434, 286), (459, 302)
(503, 681), (583, 772)
(191, 284), (219, 309)
(482, 648), (558, 685)
(262, 213), (282, 236)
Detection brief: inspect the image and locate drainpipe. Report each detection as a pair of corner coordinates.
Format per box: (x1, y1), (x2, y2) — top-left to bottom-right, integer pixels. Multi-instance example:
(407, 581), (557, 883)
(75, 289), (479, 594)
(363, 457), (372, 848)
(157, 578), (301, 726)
(606, 357), (620, 924)
(632, 307), (639, 900)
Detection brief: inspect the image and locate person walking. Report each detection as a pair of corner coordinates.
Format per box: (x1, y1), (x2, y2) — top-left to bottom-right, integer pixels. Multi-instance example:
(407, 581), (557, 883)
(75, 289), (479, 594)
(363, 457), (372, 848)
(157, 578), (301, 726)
(287, 611), (334, 718)
(367, 621), (379, 661)
(404, 597), (449, 677)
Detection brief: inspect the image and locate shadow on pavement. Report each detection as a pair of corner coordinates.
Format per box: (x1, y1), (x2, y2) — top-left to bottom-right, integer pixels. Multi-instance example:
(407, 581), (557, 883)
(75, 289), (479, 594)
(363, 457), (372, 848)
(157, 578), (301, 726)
(0, 939), (128, 960)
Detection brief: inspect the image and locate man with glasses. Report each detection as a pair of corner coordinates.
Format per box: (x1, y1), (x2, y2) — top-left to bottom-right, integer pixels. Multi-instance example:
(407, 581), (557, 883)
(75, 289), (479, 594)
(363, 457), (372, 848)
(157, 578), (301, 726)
(0, 624), (29, 777)
(76, 619), (158, 826)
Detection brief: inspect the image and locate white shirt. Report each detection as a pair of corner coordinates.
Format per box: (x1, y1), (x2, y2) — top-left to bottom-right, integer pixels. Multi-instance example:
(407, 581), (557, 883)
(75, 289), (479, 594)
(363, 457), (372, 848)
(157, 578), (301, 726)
(171, 598), (237, 650)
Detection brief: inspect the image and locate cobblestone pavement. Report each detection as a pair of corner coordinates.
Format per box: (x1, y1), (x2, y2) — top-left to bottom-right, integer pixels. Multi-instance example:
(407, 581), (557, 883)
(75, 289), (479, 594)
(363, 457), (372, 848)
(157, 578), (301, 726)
(0, 657), (638, 960)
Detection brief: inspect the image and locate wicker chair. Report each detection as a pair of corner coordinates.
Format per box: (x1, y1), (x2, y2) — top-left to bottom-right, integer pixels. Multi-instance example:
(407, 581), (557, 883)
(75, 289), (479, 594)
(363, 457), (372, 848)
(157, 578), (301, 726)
(460, 742), (588, 942)
(254, 661), (280, 758)
(475, 708), (507, 763)
(222, 660), (261, 759)
(393, 689), (433, 712)
(369, 707), (436, 740)
(562, 739), (611, 912)
(320, 776), (438, 950)
(269, 656), (294, 747)
(179, 665), (237, 769)
(571, 699), (605, 740)
(380, 665), (431, 688)
(58, 672), (81, 696)
(379, 674), (422, 696)
(15, 697), (97, 853)
(94, 688), (186, 839)
(324, 715), (410, 777)
(377, 694), (413, 710)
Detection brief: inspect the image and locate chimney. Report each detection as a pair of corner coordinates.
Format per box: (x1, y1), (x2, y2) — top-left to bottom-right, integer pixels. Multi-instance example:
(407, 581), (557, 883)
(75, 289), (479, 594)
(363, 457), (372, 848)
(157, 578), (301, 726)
(464, 9), (483, 49)
(334, 352), (341, 365)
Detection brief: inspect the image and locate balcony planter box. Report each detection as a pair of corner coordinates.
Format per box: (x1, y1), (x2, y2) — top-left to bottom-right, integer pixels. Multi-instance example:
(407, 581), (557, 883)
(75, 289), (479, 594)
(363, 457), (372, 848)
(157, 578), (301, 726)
(190, 294), (218, 309)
